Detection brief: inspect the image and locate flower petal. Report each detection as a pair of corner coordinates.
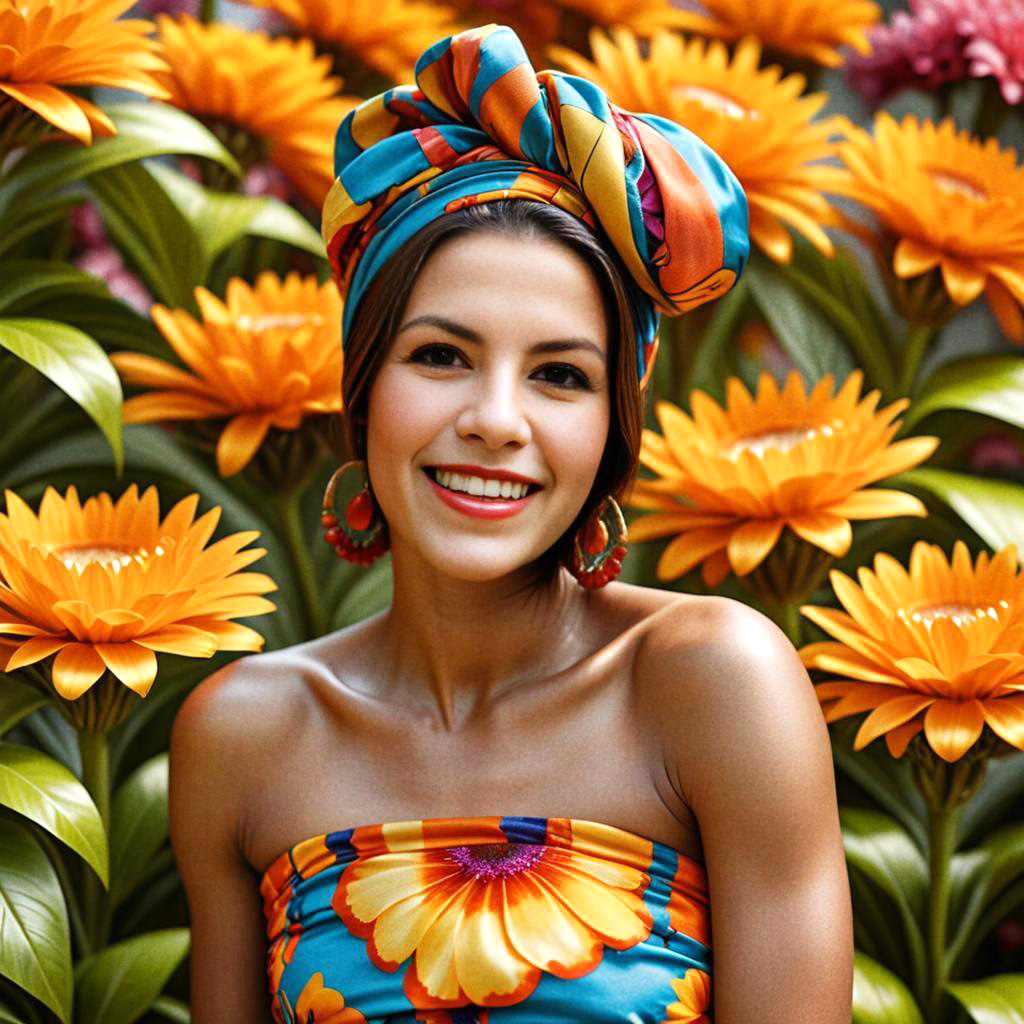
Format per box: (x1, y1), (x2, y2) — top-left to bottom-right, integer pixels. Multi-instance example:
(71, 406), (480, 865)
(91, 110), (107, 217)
(51, 643), (106, 699)
(923, 699), (986, 763)
(95, 642), (158, 697)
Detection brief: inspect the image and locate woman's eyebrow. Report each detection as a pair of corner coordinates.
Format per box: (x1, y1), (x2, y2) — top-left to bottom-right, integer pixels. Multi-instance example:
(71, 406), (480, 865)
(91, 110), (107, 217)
(397, 315), (605, 359)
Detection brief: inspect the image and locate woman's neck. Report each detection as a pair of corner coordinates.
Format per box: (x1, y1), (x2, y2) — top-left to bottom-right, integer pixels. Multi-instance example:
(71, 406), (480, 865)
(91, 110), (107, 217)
(378, 552), (593, 731)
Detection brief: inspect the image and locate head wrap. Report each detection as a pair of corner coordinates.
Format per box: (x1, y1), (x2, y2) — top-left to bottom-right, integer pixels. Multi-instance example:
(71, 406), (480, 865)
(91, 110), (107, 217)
(322, 23), (749, 388)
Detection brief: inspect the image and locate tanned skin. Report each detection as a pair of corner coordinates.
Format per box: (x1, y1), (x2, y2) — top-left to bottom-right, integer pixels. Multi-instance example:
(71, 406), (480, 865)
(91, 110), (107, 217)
(170, 233), (853, 1023)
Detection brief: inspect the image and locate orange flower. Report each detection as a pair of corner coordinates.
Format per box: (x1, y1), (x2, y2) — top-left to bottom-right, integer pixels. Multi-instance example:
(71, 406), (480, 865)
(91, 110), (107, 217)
(801, 541), (1024, 762)
(333, 821), (653, 1007)
(825, 113), (1024, 342)
(550, 29), (844, 262)
(0, 485), (276, 700)
(0, 0), (168, 144)
(668, 0), (880, 68)
(275, 972), (366, 1024)
(153, 14), (356, 204)
(240, 0), (463, 83)
(661, 967), (712, 1023)
(628, 370), (938, 586)
(111, 273), (343, 477)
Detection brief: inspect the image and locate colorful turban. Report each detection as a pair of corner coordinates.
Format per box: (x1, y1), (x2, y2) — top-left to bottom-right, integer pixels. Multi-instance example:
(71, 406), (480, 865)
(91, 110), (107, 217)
(322, 23), (749, 387)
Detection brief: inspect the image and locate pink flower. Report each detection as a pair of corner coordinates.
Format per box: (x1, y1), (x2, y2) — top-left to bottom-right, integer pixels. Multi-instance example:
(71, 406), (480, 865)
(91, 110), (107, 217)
(962, 2), (1024, 104)
(74, 245), (153, 314)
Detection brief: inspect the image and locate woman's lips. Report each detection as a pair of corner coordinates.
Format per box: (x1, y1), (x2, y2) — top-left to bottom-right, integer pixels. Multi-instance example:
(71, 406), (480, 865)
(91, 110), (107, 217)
(424, 469), (538, 520)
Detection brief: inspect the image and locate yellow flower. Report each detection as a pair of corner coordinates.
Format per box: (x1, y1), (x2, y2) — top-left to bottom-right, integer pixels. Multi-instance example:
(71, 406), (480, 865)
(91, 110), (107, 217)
(111, 273), (343, 478)
(240, 0), (463, 83)
(628, 369), (938, 586)
(800, 541), (1024, 762)
(551, 29), (843, 262)
(153, 14), (356, 204)
(825, 113), (1024, 343)
(668, 0), (880, 68)
(662, 967), (712, 1022)
(0, 485), (276, 700)
(0, 0), (168, 144)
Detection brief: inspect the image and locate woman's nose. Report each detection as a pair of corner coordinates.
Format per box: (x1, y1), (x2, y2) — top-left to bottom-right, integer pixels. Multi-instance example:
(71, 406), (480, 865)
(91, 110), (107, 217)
(455, 369), (532, 450)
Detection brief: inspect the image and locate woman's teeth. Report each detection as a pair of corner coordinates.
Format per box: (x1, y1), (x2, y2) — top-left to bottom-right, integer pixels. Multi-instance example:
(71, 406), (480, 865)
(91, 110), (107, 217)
(433, 469), (531, 500)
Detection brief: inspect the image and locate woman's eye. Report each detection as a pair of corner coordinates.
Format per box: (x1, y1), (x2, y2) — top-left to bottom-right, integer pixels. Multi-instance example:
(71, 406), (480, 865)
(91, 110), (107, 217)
(535, 363), (591, 390)
(410, 344), (463, 367)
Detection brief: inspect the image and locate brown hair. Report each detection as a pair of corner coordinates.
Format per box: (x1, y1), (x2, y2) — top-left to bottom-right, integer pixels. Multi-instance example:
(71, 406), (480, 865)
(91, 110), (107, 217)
(340, 200), (650, 578)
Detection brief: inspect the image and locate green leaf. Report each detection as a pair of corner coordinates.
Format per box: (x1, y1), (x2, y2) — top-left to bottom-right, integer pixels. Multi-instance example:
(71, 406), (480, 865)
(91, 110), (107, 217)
(685, 276), (750, 400)
(905, 355), (1024, 430)
(0, 1001), (24, 1024)
(852, 950), (927, 1024)
(0, 742), (108, 885)
(109, 754), (168, 908)
(948, 974), (1024, 1024)
(0, 103), (240, 208)
(0, 318), (123, 471)
(333, 554), (393, 629)
(149, 162), (324, 262)
(75, 928), (190, 1024)
(745, 252), (857, 385)
(842, 808), (928, 995)
(151, 994), (191, 1023)
(0, 819), (72, 1023)
(0, 260), (110, 314)
(959, 751), (1024, 847)
(0, 677), (50, 737)
(893, 467), (1024, 554)
(0, 193), (85, 261)
(87, 162), (204, 310)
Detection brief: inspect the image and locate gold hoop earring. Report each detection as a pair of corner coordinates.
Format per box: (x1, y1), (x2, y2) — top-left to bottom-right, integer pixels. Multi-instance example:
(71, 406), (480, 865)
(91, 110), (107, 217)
(565, 496), (627, 589)
(321, 460), (389, 566)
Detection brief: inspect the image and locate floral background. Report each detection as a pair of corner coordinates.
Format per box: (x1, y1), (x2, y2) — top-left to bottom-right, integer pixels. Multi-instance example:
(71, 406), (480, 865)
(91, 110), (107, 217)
(0, 0), (1022, 1021)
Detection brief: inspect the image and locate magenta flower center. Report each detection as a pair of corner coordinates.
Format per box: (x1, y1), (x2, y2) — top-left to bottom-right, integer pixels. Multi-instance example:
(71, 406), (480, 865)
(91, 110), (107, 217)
(448, 843), (546, 880)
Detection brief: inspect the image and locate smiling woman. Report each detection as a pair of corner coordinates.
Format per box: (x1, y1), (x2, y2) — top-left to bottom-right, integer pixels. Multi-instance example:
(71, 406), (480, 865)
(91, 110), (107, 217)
(167, 22), (853, 1024)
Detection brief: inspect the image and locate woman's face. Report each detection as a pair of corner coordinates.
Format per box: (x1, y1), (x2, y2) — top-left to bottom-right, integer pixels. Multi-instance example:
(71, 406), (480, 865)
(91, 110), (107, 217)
(366, 230), (611, 582)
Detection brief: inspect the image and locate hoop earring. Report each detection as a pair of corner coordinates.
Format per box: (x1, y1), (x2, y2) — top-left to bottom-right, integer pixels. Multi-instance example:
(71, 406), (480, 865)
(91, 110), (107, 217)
(565, 496), (628, 589)
(321, 460), (390, 566)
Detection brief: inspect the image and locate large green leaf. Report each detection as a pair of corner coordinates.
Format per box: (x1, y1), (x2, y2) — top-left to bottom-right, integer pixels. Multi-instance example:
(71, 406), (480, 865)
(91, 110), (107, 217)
(0, 261), (109, 314)
(0, 742), (108, 885)
(0, 318), (123, 471)
(0, 103), (240, 208)
(109, 754), (168, 908)
(852, 950), (926, 1024)
(149, 162), (324, 262)
(905, 355), (1024, 431)
(0, 819), (72, 1023)
(87, 162), (204, 310)
(74, 928), (189, 1024)
(334, 554), (393, 629)
(894, 468), (1024, 553)
(745, 252), (857, 385)
(948, 975), (1024, 1024)
(842, 808), (928, 995)
(0, 676), (50, 737)
(0, 1001), (24, 1023)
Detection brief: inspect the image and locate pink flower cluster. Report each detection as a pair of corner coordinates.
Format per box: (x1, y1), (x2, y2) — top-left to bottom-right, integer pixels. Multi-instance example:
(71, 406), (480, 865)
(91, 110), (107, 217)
(848, 0), (1024, 106)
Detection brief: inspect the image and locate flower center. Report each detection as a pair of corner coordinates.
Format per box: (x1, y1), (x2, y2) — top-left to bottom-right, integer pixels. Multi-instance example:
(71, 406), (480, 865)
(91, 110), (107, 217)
(928, 169), (988, 201)
(899, 600), (1009, 628)
(56, 544), (159, 573)
(236, 312), (323, 331)
(722, 422), (836, 460)
(672, 84), (756, 120)
(448, 842), (545, 881)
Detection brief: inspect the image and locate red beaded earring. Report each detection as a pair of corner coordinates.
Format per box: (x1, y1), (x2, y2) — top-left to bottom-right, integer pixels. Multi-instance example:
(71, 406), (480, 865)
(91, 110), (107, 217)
(565, 496), (628, 589)
(321, 460), (389, 566)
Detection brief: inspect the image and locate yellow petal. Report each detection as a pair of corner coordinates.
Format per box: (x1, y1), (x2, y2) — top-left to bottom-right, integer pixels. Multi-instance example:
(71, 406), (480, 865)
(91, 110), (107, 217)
(941, 257), (987, 306)
(980, 696), (1024, 751)
(94, 642), (157, 697)
(893, 238), (940, 278)
(787, 511), (852, 556)
(51, 643), (106, 699)
(726, 518), (784, 576)
(216, 412), (272, 476)
(0, 81), (93, 143)
(923, 699), (986, 762)
(454, 881), (532, 1003)
(657, 528), (732, 581)
(854, 693), (935, 750)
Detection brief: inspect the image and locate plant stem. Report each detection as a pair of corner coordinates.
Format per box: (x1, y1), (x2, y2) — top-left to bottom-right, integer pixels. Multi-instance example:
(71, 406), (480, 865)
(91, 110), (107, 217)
(780, 600), (803, 648)
(927, 803), (959, 1023)
(897, 324), (937, 397)
(78, 729), (110, 950)
(274, 488), (326, 639)
(199, 0), (216, 23)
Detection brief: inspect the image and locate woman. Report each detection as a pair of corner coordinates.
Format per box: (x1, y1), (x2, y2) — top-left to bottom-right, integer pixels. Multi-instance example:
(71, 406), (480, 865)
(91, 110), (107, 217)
(169, 24), (853, 1024)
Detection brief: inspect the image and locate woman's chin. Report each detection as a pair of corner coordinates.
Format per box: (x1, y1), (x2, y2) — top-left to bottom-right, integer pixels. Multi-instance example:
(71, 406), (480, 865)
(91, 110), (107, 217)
(395, 537), (558, 585)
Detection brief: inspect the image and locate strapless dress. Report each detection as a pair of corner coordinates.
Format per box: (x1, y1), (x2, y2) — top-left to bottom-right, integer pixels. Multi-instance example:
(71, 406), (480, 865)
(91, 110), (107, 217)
(259, 815), (712, 1023)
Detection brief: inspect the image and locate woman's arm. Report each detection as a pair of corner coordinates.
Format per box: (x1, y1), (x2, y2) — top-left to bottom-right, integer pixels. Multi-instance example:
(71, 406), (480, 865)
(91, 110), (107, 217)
(648, 597), (853, 1024)
(168, 662), (273, 1024)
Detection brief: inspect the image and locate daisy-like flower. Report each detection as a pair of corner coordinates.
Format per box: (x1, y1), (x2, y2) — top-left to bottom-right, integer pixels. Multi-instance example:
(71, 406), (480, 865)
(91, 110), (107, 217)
(551, 28), (843, 262)
(962, 0), (1024, 105)
(153, 14), (356, 205)
(0, 485), (276, 703)
(800, 540), (1024, 762)
(627, 369), (938, 589)
(826, 113), (1024, 342)
(240, 0), (463, 84)
(334, 827), (653, 1006)
(667, 0), (881, 68)
(661, 967), (712, 1023)
(275, 973), (366, 1024)
(0, 0), (168, 146)
(111, 273), (343, 478)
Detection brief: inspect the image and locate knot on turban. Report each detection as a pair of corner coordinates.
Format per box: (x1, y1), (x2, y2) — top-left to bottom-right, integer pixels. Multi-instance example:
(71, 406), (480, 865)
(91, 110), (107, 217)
(322, 23), (749, 387)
